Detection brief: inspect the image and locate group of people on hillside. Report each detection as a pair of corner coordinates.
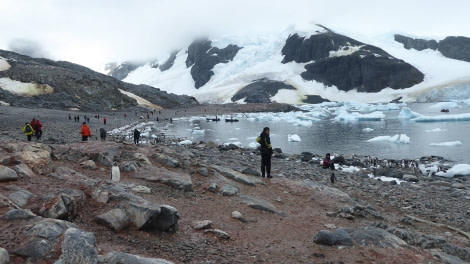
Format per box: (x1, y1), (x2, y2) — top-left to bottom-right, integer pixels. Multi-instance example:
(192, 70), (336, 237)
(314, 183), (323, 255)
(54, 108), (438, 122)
(22, 118), (42, 141)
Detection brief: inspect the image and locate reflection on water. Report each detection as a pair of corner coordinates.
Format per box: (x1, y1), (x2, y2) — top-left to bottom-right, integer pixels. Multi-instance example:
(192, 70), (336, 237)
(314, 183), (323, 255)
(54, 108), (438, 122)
(162, 103), (470, 164)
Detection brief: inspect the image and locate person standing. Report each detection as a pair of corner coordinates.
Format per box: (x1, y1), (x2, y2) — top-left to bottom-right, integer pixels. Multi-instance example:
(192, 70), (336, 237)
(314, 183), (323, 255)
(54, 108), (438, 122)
(22, 122), (34, 141)
(257, 127), (273, 178)
(35, 119), (43, 139)
(80, 122), (91, 141)
(133, 128), (140, 145)
(103, 117), (107, 125)
(99, 128), (107, 141)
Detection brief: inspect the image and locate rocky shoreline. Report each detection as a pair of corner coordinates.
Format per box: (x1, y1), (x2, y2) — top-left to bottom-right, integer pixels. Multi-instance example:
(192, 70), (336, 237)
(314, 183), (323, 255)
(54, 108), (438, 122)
(0, 105), (469, 263)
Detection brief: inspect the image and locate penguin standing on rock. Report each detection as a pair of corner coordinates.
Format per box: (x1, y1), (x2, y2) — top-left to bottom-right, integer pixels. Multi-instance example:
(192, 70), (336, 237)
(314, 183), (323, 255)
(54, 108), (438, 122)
(111, 161), (120, 182)
(330, 172), (336, 184)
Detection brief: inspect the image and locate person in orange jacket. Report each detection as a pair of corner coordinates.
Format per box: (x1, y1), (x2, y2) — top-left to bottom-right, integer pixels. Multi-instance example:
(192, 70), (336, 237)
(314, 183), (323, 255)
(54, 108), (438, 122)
(80, 122), (91, 141)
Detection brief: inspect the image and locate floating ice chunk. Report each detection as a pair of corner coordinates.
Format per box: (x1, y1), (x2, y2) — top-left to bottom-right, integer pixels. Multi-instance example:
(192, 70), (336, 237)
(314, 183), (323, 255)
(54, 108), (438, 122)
(335, 109), (385, 121)
(436, 164), (470, 177)
(425, 128), (446, 132)
(248, 142), (259, 148)
(151, 134), (157, 138)
(368, 134), (410, 144)
(430, 101), (461, 109)
(430, 141), (462, 147)
(140, 132), (150, 137)
(398, 107), (422, 119)
(362, 127), (374, 132)
(228, 137), (238, 141)
(412, 113), (470, 122)
(288, 134), (301, 142)
(179, 140), (193, 145)
(192, 129), (205, 135)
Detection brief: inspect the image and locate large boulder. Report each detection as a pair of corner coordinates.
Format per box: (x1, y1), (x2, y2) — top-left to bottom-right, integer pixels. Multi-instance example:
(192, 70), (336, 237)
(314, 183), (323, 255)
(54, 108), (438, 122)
(133, 166), (193, 192)
(8, 190), (33, 207)
(239, 195), (286, 216)
(0, 165), (18, 182)
(40, 192), (83, 221)
(59, 228), (98, 264)
(124, 202), (179, 233)
(12, 163), (34, 178)
(314, 229), (353, 246)
(95, 209), (131, 232)
(0, 247), (10, 264)
(5, 142), (52, 174)
(102, 251), (174, 264)
(212, 165), (264, 186)
(345, 227), (407, 248)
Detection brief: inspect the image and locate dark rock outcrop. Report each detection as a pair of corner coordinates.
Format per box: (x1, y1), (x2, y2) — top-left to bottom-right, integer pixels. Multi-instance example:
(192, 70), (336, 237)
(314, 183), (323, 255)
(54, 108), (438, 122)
(231, 80), (295, 103)
(395, 34), (470, 62)
(0, 49), (198, 111)
(158, 50), (179, 72)
(282, 31), (424, 92)
(394, 34), (439, 51)
(302, 95), (330, 104)
(106, 61), (144, 80)
(119, 84), (198, 109)
(186, 39), (241, 88)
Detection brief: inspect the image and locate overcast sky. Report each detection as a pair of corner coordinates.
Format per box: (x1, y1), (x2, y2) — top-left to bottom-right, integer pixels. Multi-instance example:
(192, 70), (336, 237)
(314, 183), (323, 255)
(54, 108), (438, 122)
(1, 0), (469, 71)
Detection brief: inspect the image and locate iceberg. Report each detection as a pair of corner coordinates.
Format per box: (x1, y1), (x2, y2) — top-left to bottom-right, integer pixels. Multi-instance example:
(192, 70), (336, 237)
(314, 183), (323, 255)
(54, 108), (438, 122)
(367, 134), (410, 144)
(362, 127), (374, 132)
(412, 113), (470, 122)
(436, 164), (470, 177)
(425, 128), (446, 132)
(288, 134), (301, 142)
(430, 141), (462, 147)
(192, 129), (205, 135)
(397, 107), (422, 119)
(335, 109), (385, 121)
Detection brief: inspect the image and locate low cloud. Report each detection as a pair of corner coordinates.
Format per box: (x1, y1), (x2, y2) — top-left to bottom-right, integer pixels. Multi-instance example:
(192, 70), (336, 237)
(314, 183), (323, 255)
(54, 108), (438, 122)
(8, 39), (49, 58)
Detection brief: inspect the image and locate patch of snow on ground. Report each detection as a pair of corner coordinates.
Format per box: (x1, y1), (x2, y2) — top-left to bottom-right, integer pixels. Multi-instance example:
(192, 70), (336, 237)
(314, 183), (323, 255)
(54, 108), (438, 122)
(430, 141), (462, 147)
(341, 166), (361, 173)
(118, 89), (161, 109)
(0, 59), (11, 71)
(362, 127), (374, 132)
(436, 164), (470, 177)
(368, 134), (410, 144)
(0, 77), (54, 96)
(179, 140), (193, 145)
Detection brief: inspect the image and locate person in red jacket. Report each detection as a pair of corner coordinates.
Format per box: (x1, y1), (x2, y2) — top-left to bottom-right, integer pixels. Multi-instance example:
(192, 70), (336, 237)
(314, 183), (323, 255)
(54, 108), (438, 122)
(35, 119), (43, 139)
(103, 117), (107, 125)
(80, 122), (91, 141)
(322, 153), (336, 170)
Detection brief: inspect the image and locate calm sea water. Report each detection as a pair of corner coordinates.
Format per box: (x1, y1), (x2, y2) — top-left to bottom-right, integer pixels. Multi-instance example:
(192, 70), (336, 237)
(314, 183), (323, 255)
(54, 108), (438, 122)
(160, 103), (470, 164)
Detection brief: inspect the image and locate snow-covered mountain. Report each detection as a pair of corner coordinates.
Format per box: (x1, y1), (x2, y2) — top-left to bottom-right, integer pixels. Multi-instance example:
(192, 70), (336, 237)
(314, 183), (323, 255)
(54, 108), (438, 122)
(107, 24), (470, 104)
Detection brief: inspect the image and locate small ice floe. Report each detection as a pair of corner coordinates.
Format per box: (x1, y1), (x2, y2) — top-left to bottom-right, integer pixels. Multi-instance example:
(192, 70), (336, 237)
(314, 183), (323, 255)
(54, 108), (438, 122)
(228, 137), (238, 141)
(397, 107), (422, 119)
(436, 164), (470, 177)
(362, 127), (374, 132)
(192, 129), (205, 135)
(413, 113), (470, 122)
(335, 109), (385, 121)
(288, 134), (301, 142)
(248, 142), (259, 148)
(367, 134), (410, 144)
(425, 128), (446, 133)
(429, 101), (461, 109)
(430, 141), (462, 147)
(179, 140), (193, 145)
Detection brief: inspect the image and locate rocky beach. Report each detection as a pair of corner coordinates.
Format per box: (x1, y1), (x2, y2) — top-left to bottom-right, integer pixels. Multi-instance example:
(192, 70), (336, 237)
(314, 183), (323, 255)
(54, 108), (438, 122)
(0, 104), (469, 264)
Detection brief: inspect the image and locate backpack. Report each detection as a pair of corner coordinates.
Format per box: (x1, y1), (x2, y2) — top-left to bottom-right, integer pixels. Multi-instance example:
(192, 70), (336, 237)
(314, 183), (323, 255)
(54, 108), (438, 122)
(25, 125), (32, 133)
(256, 136), (261, 143)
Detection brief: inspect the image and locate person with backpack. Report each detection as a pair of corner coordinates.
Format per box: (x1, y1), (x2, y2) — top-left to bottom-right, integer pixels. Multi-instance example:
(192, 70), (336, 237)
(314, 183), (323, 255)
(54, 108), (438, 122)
(80, 122), (91, 141)
(133, 128), (140, 145)
(35, 119), (43, 140)
(22, 122), (34, 141)
(256, 127), (273, 178)
(100, 128), (107, 141)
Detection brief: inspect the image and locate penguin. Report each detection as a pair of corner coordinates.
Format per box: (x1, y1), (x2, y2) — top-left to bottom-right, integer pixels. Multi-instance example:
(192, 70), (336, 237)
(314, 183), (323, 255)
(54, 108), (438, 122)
(110, 161), (120, 182)
(330, 172), (336, 184)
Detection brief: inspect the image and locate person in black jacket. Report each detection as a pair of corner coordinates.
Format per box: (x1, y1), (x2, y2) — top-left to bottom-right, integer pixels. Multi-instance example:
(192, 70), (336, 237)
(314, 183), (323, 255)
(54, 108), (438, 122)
(134, 129), (140, 145)
(258, 127), (273, 178)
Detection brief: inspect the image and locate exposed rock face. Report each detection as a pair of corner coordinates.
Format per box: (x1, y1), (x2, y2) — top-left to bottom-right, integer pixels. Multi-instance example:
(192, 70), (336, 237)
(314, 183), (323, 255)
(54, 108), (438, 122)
(0, 49), (198, 111)
(439, 36), (470, 62)
(185, 39), (241, 88)
(158, 50), (179, 72)
(231, 80), (296, 103)
(394, 34), (439, 51)
(106, 61), (144, 80)
(302, 95), (330, 104)
(395, 34), (470, 62)
(282, 32), (424, 92)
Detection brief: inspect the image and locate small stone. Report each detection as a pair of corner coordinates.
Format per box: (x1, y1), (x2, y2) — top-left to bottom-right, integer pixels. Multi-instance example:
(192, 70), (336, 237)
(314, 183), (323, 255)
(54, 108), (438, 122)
(91, 189), (109, 203)
(451, 182), (466, 189)
(313, 253), (325, 258)
(324, 224), (337, 229)
(131, 185), (151, 194)
(2, 209), (35, 220)
(339, 212), (354, 220)
(231, 211), (243, 220)
(80, 160), (97, 170)
(197, 166), (209, 176)
(8, 190), (33, 207)
(204, 229), (230, 239)
(207, 183), (218, 193)
(0, 165), (18, 182)
(191, 220), (212, 230)
(326, 211), (337, 217)
(220, 184), (238, 196)
(0, 247), (9, 264)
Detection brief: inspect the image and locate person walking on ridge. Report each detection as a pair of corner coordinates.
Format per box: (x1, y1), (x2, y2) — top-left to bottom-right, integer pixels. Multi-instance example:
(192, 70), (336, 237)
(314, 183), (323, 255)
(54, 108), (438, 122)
(257, 127), (273, 178)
